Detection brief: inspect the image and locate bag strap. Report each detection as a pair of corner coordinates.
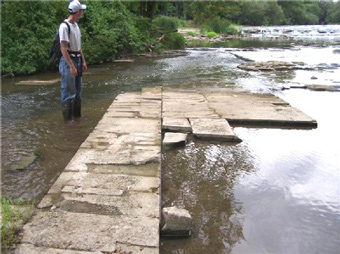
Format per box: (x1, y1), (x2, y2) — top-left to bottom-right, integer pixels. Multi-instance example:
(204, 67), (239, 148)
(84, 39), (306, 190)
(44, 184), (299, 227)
(61, 21), (71, 49)
(62, 21), (71, 37)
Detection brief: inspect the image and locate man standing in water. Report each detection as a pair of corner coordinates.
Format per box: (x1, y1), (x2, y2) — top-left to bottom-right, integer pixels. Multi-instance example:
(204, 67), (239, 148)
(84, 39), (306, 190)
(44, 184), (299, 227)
(59, 0), (87, 122)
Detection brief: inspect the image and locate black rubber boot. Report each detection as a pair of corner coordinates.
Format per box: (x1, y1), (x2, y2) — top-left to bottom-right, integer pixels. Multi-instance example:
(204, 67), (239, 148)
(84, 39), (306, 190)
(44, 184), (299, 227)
(73, 96), (82, 118)
(62, 99), (73, 123)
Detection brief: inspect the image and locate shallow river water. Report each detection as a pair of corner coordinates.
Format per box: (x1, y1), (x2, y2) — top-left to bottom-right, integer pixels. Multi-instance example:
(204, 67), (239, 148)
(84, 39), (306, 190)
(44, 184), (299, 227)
(1, 25), (340, 253)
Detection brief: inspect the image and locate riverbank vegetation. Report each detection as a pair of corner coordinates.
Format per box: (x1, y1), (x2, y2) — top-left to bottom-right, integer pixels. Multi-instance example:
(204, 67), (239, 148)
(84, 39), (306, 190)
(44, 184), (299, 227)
(1, 198), (35, 252)
(1, 0), (339, 75)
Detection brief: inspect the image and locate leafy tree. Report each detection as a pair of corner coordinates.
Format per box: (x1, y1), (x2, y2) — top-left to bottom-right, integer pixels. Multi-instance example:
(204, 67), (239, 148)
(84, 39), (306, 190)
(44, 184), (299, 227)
(278, 0), (319, 24)
(79, 1), (142, 63)
(238, 1), (267, 25)
(319, 0), (334, 24)
(1, 1), (66, 74)
(326, 1), (340, 24)
(263, 1), (285, 25)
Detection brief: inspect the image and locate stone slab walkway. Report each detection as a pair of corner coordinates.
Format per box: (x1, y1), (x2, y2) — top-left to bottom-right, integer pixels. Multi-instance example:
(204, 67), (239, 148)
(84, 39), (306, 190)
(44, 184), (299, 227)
(16, 87), (316, 254)
(17, 87), (162, 254)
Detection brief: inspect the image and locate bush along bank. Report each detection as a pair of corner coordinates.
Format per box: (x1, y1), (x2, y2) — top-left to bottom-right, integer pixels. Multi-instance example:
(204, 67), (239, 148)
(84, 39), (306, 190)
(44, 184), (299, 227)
(1, 2), (185, 76)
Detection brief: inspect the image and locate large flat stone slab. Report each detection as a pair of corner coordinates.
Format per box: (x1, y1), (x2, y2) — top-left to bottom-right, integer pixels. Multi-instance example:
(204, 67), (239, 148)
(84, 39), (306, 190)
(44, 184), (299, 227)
(96, 117), (161, 134)
(15, 244), (102, 254)
(60, 192), (160, 218)
(162, 91), (219, 119)
(190, 118), (241, 142)
(46, 172), (160, 194)
(26, 90), (162, 254)
(21, 210), (159, 251)
(162, 117), (192, 132)
(204, 92), (317, 127)
(15, 243), (158, 254)
(163, 132), (188, 146)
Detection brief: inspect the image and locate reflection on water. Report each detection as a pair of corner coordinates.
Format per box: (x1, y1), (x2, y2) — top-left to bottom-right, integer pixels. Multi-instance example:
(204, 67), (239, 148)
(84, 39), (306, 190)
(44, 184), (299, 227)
(1, 25), (340, 254)
(161, 140), (254, 253)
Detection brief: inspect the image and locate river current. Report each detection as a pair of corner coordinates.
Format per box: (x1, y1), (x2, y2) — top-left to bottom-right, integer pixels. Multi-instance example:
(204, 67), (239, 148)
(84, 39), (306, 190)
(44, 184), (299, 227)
(1, 25), (340, 253)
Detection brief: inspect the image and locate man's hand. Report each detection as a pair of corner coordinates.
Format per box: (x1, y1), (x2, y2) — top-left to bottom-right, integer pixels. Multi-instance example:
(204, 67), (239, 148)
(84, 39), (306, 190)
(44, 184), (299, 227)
(70, 65), (77, 76)
(82, 60), (88, 72)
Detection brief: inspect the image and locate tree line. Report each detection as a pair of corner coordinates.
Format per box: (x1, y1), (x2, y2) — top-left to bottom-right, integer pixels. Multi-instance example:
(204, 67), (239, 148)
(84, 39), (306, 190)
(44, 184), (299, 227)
(142, 0), (340, 26)
(1, 0), (340, 75)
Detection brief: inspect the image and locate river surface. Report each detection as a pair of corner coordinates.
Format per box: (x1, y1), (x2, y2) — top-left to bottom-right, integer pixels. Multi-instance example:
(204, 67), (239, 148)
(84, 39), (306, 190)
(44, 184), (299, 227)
(1, 25), (340, 253)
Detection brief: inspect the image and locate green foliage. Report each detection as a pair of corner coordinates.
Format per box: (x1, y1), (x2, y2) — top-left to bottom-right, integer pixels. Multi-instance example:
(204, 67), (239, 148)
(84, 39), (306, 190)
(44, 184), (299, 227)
(1, 1), (66, 74)
(2, 0), (339, 75)
(79, 1), (143, 63)
(1, 197), (35, 250)
(278, 0), (319, 25)
(263, 1), (285, 25)
(326, 1), (340, 24)
(208, 17), (231, 34)
(162, 33), (186, 49)
(205, 31), (218, 38)
(152, 16), (178, 32)
(225, 24), (241, 35)
(1, 1), (146, 75)
(186, 31), (199, 37)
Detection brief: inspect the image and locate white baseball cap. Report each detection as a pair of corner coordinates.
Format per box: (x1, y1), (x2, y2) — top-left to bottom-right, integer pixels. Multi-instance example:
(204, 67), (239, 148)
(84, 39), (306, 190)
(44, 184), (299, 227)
(68, 0), (86, 13)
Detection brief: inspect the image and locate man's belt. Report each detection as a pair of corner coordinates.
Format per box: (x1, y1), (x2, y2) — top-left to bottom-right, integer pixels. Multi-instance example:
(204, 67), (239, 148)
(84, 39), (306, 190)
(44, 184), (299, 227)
(68, 51), (81, 59)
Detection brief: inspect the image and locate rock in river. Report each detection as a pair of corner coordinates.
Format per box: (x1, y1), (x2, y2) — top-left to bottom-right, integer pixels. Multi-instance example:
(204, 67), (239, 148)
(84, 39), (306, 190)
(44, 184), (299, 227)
(10, 153), (41, 171)
(238, 61), (304, 72)
(161, 207), (192, 237)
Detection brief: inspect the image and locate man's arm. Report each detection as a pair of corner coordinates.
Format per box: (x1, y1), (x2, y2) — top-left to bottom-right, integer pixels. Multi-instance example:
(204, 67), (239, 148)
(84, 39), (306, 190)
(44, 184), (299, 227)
(60, 41), (77, 76)
(80, 49), (88, 72)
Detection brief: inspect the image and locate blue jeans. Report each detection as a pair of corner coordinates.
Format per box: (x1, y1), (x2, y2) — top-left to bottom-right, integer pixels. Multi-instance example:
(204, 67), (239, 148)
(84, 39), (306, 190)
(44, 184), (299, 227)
(59, 56), (82, 104)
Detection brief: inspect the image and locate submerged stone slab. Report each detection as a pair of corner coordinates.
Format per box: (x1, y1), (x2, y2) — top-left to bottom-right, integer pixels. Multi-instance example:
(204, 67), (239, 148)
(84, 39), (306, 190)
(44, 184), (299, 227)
(190, 118), (241, 142)
(163, 132), (188, 146)
(282, 84), (340, 92)
(15, 79), (60, 86)
(162, 117), (192, 132)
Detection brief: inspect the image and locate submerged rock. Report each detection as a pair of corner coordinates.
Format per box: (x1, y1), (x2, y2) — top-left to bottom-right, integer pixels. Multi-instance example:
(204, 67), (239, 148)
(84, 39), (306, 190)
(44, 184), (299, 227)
(282, 85), (340, 92)
(161, 207), (192, 237)
(10, 152), (41, 171)
(238, 61), (305, 72)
